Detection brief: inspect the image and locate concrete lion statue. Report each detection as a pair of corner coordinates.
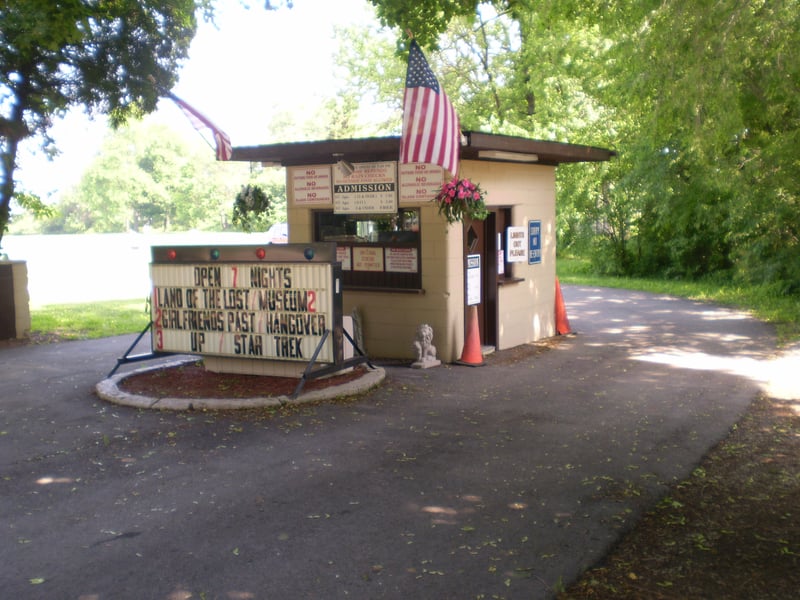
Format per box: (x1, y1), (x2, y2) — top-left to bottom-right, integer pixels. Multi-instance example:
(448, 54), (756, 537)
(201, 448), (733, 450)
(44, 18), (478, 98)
(412, 323), (440, 368)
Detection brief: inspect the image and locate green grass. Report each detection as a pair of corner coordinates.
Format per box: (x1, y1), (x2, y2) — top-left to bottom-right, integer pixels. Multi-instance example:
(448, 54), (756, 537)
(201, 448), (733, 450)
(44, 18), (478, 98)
(31, 298), (151, 340)
(28, 263), (800, 346)
(558, 256), (800, 345)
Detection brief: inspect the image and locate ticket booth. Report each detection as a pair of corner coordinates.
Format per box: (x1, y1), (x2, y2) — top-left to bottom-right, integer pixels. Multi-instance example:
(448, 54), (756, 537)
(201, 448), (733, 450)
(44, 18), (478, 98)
(232, 132), (614, 363)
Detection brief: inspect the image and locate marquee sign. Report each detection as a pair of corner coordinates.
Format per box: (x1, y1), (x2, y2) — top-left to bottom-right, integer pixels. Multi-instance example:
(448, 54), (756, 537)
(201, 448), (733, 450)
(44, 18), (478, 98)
(150, 243), (343, 364)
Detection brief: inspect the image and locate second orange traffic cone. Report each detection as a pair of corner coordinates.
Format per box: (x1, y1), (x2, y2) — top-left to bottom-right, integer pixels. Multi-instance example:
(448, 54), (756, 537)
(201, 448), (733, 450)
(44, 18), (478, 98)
(457, 305), (485, 366)
(555, 277), (572, 335)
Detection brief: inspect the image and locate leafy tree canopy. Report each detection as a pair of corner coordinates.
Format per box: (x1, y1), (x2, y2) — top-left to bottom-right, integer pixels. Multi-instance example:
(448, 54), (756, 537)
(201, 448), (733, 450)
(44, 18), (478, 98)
(368, 0), (477, 48)
(0, 0), (210, 247)
(33, 120), (286, 235)
(366, 0), (800, 292)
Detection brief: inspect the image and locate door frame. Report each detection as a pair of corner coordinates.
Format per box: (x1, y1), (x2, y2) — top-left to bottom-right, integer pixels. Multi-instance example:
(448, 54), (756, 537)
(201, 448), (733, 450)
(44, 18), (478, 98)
(463, 212), (498, 348)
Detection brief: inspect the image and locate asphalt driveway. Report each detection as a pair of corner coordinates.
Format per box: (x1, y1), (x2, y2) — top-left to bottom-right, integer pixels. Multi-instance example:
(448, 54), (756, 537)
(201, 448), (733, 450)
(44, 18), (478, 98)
(0, 285), (787, 599)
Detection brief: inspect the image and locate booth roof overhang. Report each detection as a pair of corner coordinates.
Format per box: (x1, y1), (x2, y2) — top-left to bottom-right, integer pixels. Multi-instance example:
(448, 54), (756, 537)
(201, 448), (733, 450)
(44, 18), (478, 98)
(230, 131), (616, 168)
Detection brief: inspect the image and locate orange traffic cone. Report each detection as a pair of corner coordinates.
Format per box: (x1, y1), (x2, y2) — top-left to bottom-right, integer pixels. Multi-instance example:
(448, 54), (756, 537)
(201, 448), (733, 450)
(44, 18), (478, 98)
(555, 277), (572, 335)
(457, 305), (485, 366)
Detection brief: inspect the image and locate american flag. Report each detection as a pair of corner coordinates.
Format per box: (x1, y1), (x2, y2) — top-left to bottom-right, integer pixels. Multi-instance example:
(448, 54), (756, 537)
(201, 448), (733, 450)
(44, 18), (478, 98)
(399, 40), (460, 176)
(166, 91), (232, 161)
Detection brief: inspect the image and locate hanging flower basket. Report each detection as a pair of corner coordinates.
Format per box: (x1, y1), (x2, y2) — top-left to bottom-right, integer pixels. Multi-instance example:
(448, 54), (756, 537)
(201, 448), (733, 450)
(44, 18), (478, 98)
(232, 184), (273, 232)
(434, 177), (489, 224)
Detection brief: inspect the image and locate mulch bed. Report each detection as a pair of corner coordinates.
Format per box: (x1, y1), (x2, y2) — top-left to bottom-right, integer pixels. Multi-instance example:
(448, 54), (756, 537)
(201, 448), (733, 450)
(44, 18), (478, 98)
(118, 361), (371, 399)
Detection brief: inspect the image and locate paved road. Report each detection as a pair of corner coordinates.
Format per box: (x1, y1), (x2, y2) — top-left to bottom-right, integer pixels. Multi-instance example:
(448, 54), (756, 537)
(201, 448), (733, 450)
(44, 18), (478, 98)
(1, 286), (790, 599)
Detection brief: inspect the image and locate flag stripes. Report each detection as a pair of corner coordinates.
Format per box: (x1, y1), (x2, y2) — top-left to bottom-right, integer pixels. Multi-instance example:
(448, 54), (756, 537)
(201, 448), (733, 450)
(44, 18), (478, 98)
(399, 40), (460, 176)
(166, 92), (232, 161)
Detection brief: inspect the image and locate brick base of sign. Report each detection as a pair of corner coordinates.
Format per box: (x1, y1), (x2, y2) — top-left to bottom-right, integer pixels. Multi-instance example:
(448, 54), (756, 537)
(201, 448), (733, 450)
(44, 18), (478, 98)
(97, 358), (385, 411)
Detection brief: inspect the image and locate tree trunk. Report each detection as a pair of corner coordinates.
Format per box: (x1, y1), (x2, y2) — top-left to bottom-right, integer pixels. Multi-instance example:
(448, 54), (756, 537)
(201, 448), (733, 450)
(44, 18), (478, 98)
(0, 83), (30, 250)
(0, 132), (20, 250)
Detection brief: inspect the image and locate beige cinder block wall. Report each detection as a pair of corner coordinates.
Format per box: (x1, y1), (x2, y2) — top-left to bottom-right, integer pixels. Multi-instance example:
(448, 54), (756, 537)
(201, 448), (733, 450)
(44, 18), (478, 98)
(286, 158), (557, 362)
(289, 191), (465, 363)
(460, 160), (557, 349)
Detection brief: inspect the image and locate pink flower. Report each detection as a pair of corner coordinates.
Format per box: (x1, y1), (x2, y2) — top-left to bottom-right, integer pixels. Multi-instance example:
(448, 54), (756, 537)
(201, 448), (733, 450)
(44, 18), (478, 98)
(436, 178), (485, 223)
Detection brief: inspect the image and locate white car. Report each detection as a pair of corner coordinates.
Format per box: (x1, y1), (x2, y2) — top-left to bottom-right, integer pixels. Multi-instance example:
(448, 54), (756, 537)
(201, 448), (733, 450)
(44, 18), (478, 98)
(266, 222), (288, 244)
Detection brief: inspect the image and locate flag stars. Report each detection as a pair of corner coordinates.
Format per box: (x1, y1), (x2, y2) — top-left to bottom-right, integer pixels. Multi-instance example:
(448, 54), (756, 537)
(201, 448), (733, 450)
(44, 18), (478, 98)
(400, 40), (460, 177)
(406, 45), (440, 92)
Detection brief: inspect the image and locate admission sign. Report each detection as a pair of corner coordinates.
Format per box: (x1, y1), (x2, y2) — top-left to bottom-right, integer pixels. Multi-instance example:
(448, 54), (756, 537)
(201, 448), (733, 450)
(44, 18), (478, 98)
(333, 161), (397, 214)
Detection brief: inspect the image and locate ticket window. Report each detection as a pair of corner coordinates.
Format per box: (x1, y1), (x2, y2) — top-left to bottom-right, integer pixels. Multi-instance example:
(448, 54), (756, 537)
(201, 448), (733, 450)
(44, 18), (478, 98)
(496, 208), (523, 284)
(314, 208), (422, 291)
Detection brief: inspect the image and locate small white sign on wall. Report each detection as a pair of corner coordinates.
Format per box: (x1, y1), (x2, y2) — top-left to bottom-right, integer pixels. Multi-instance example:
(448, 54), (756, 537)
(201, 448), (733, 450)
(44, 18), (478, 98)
(506, 226), (527, 263)
(398, 162), (444, 203)
(336, 245), (352, 271)
(289, 165), (333, 206)
(385, 247), (418, 273)
(353, 247), (384, 272)
(466, 254), (481, 306)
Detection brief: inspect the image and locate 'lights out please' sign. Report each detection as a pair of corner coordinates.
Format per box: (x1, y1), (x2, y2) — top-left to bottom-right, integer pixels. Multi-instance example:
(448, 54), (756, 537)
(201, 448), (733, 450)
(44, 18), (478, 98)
(150, 244), (342, 363)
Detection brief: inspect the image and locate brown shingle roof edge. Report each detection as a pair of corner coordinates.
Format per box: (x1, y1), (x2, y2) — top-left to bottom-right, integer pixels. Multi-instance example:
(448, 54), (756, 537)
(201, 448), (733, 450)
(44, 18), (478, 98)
(230, 131), (616, 167)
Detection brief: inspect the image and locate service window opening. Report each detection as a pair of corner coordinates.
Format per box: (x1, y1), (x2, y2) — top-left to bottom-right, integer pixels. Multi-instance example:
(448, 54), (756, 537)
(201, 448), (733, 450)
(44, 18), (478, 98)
(314, 208), (422, 292)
